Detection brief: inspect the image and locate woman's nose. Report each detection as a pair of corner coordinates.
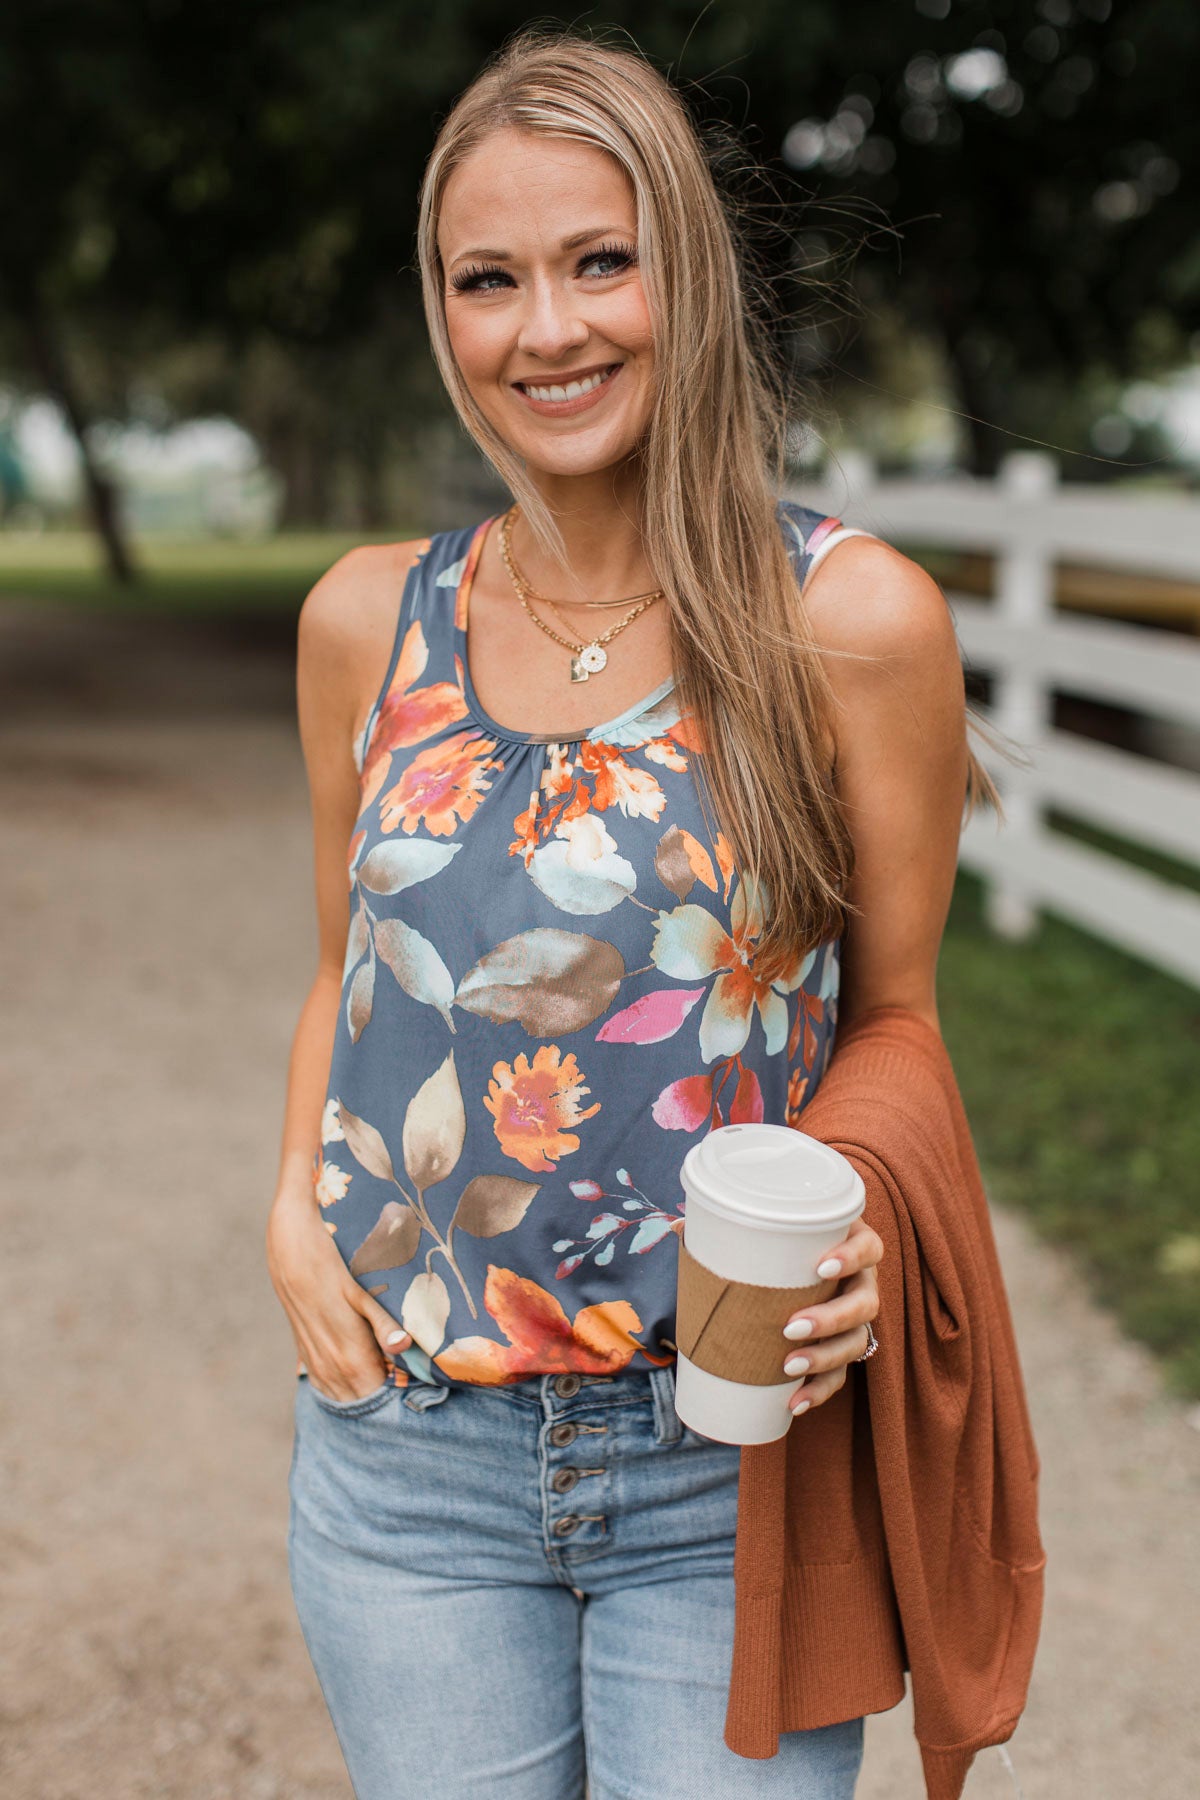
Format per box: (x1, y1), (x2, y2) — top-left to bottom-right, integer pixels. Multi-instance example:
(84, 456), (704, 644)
(516, 275), (590, 362)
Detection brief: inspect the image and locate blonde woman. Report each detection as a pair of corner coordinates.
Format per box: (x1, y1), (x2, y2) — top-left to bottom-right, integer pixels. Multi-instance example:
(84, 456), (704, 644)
(267, 26), (988, 1799)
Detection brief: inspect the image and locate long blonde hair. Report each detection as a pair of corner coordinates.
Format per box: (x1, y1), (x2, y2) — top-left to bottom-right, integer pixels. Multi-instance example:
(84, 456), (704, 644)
(416, 24), (1007, 985)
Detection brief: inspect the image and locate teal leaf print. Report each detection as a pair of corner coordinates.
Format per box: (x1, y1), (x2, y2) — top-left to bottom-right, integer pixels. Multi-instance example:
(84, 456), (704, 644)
(349, 1199), (421, 1275)
(435, 553), (468, 589)
(456, 927), (625, 1035)
(527, 816), (637, 914)
(401, 1050), (466, 1190)
(586, 1213), (623, 1238)
(553, 1166), (685, 1278)
(375, 916), (457, 1031)
(452, 1174), (542, 1238)
(629, 1215), (676, 1254)
(358, 839), (462, 895)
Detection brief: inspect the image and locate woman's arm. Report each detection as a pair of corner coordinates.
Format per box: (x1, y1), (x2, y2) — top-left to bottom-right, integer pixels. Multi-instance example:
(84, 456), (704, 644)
(776, 536), (969, 1415)
(806, 536), (969, 1034)
(265, 543), (425, 1397)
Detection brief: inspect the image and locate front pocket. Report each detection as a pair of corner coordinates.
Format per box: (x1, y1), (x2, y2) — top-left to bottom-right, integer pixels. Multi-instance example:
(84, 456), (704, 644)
(301, 1371), (397, 1418)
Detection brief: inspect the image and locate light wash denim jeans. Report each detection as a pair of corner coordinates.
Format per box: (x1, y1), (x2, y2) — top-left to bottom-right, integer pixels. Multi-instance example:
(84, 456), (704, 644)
(287, 1361), (865, 1800)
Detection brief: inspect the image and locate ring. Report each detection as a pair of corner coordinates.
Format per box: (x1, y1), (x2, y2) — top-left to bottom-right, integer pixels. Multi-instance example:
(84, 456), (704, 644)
(854, 1320), (879, 1362)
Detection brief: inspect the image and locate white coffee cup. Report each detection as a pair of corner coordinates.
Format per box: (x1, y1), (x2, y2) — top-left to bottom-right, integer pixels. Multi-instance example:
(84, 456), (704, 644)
(674, 1123), (866, 1445)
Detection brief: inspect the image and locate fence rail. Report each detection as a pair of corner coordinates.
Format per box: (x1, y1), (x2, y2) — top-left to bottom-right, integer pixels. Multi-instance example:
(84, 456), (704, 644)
(788, 451), (1200, 991)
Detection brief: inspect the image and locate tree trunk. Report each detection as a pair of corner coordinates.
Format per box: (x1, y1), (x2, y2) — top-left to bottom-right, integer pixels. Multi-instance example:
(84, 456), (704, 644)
(944, 331), (1004, 479)
(21, 295), (137, 584)
(356, 437), (387, 532)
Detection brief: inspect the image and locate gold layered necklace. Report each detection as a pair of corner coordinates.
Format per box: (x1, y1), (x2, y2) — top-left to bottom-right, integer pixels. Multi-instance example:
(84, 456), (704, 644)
(498, 503), (664, 684)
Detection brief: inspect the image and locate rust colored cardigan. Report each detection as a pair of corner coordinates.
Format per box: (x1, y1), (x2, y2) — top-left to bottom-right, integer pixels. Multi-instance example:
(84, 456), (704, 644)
(724, 1004), (1046, 1800)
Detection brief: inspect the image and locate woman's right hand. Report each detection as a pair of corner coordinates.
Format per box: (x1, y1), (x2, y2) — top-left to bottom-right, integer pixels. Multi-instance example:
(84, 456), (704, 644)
(266, 1184), (413, 1403)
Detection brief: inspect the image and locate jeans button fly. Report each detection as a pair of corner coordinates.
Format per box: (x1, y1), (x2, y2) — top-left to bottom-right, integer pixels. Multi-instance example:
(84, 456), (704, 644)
(549, 1422), (578, 1448)
(553, 1515), (581, 1537)
(554, 1373), (582, 1398)
(552, 1467), (580, 1493)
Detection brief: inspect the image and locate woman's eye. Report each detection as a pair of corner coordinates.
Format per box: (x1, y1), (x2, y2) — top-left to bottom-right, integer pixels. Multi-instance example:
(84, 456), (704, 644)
(448, 244), (636, 296)
(449, 264), (511, 295)
(580, 245), (636, 278)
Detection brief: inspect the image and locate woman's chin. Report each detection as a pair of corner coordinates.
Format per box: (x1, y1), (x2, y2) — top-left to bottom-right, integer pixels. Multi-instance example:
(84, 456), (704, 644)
(513, 426), (646, 481)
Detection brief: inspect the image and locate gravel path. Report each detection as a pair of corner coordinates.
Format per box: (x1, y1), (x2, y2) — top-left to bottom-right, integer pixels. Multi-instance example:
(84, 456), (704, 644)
(1, 604), (1196, 1799)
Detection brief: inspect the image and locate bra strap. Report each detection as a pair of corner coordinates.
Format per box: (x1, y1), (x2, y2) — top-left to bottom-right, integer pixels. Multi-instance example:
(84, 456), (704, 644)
(801, 524), (881, 590)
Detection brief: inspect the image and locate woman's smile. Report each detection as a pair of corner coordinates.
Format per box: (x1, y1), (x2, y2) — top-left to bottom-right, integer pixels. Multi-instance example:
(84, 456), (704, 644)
(511, 360), (624, 418)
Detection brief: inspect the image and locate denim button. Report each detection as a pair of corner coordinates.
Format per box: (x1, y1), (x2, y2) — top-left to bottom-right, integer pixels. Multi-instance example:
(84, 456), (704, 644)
(554, 1373), (582, 1398)
(553, 1515), (581, 1537)
(549, 1422), (578, 1447)
(551, 1467), (579, 1493)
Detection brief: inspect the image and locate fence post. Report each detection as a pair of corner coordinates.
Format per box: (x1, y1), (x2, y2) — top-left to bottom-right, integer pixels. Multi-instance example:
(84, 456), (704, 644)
(982, 451), (1057, 943)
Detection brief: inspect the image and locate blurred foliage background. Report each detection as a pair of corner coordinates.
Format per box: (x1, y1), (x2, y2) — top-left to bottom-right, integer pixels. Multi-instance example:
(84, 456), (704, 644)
(1, 0), (1197, 576)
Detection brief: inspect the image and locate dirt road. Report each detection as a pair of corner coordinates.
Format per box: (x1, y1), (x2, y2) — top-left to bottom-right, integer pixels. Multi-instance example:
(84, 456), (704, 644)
(1, 603), (1196, 1798)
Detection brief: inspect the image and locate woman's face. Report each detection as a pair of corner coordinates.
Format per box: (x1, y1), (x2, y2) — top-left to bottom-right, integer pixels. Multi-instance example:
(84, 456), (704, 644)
(437, 127), (655, 479)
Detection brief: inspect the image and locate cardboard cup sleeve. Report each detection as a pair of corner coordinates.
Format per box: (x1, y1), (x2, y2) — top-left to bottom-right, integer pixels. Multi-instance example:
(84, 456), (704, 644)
(674, 1235), (841, 1386)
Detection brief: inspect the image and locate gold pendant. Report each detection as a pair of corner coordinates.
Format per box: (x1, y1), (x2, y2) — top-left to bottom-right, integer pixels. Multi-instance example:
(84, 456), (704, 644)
(579, 643), (608, 674)
(570, 654), (589, 682)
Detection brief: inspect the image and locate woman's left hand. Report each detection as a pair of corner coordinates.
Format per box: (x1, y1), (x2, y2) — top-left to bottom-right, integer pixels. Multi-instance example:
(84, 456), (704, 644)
(781, 1212), (884, 1416)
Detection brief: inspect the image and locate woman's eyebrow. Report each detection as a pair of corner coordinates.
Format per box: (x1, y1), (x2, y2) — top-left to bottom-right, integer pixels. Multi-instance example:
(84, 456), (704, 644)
(447, 225), (628, 267)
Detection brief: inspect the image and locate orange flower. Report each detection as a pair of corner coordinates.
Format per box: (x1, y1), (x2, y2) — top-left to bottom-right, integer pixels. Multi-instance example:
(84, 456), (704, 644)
(378, 729), (504, 836)
(577, 740), (667, 819)
(786, 1068), (809, 1127)
(359, 607), (469, 802)
(484, 1044), (601, 1173)
(508, 745), (589, 864)
(436, 1264), (674, 1384)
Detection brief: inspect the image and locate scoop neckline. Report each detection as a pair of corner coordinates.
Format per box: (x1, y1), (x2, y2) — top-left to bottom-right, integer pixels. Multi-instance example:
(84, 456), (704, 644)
(454, 513), (678, 747)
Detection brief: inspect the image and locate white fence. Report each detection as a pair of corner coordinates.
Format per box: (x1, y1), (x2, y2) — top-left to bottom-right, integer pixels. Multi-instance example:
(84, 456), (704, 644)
(788, 451), (1200, 991)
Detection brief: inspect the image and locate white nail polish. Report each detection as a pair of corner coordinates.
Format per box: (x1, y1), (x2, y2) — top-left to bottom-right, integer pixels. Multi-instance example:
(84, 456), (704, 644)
(385, 1330), (408, 1346)
(791, 1399), (810, 1415)
(783, 1354), (810, 1376)
(783, 1319), (814, 1340)
(816, 1258), (842, 1279)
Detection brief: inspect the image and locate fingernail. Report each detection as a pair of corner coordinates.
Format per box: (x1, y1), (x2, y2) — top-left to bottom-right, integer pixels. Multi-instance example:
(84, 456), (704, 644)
(783, 1318), (814, 1340)
(783, 1354), (810, 1376)
(385, 1330), (409, 1346)
(791, 1398), (810, 1415)
(816, 1258), (842, 1279)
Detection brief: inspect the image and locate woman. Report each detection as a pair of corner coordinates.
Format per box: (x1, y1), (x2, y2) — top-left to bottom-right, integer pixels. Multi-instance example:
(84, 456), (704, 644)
(266, 26), (990, 1800)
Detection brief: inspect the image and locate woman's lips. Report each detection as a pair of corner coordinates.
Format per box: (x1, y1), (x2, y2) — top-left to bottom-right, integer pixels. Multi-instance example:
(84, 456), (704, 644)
(512, 362), (623, 418)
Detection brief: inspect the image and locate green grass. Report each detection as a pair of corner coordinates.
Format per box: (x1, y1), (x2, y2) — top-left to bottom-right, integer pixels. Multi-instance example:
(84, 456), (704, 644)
(939, 868), (1200, 1401)
(0, 529), (411, 613)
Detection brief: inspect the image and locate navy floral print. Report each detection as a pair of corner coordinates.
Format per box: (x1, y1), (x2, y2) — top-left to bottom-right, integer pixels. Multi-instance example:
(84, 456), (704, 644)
(311, 500), (846, 1389)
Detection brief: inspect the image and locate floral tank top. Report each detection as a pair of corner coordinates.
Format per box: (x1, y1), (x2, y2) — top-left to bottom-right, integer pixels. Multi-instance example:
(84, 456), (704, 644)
(312, 499), (847, 1390)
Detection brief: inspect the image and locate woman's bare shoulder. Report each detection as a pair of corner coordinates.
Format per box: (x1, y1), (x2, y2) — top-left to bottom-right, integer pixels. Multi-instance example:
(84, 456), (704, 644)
(298, 538), (431, 668)
(800, 535), (950, 662)
(798, 534), (961, 775)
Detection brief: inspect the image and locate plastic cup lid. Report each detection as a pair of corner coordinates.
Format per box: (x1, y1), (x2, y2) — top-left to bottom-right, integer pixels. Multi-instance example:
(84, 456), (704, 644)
(680, 1123), (863, 1227)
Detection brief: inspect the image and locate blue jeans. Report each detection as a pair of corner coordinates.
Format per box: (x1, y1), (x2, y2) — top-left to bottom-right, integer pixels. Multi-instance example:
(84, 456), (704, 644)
(287, 1362), (865, 1799)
